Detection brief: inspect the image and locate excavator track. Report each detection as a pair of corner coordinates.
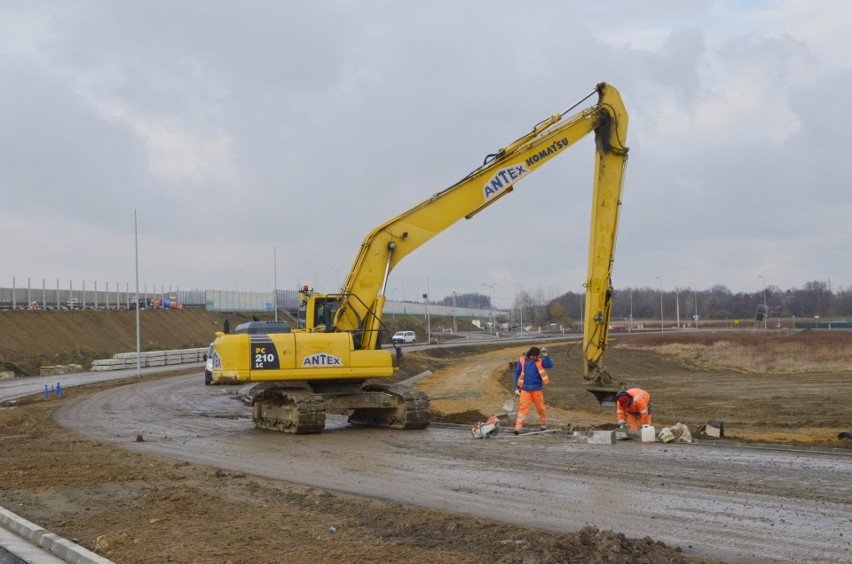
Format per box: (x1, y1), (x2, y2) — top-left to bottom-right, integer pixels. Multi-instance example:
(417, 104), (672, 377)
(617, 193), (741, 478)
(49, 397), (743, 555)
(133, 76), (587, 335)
(347, 383), (431, 430)
(252, 389), (327, 434)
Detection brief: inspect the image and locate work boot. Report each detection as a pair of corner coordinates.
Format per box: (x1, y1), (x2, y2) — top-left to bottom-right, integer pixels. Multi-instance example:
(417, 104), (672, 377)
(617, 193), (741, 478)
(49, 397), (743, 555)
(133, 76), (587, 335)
(513, 428), (520, 435)
(540, 425), (548, 431)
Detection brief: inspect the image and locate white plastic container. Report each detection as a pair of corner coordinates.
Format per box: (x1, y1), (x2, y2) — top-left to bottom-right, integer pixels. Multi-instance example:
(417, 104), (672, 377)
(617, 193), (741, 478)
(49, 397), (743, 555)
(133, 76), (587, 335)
(641, 424), (656, 443)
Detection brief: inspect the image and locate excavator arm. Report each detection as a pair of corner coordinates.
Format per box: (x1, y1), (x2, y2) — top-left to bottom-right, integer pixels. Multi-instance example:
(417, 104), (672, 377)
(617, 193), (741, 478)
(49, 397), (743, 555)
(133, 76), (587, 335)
(332, 84), (629, 399)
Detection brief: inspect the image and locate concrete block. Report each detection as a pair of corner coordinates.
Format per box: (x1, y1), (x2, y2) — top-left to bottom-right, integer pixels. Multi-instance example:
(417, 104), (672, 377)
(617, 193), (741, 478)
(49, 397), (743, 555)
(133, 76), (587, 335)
(587, 431), (616, 445)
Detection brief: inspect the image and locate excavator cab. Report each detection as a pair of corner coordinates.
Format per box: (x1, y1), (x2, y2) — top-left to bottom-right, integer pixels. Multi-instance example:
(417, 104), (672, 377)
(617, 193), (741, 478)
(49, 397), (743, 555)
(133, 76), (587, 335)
(297, 287), (342, 332)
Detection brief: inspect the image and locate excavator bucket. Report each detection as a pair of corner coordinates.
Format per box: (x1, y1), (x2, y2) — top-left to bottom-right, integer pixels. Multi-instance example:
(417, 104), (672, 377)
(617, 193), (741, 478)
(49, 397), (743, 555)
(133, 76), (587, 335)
(585, 386), (620, 406)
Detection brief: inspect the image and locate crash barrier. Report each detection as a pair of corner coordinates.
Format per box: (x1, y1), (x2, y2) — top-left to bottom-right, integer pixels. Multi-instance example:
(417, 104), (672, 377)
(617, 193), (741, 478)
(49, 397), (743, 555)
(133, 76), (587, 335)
(90, 348), (207, 371)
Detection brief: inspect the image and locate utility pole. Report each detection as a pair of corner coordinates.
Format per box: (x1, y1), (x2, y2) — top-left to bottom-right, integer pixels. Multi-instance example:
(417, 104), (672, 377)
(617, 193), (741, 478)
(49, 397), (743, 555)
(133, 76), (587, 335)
(273, 248), (278, 322)
(676, 288), (680, 329)
(482, 283), (496, 334)
(423, 293), (430, 343)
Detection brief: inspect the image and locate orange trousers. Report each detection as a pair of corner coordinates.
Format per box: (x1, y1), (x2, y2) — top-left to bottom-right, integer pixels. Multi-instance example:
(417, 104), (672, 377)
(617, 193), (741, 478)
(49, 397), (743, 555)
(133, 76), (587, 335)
(623, 411), (652, 431)
(515, 390), (547, 429)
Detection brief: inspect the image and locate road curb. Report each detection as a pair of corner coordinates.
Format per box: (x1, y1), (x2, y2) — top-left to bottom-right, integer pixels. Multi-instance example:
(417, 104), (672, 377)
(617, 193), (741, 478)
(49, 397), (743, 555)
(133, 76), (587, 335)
(0, 506), (113, 564)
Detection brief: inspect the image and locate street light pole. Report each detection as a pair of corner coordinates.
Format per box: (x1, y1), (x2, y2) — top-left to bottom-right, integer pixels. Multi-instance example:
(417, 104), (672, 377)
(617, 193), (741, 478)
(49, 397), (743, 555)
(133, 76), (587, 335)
(273, 248), (278, 322)
(423, 292), (430, 343)
(676, 288), (680, 329)
(235, 269), (246, 291)
(482, 283), (496, 334)
(758, 275), (767, 330)
(657, 277), (664, 332)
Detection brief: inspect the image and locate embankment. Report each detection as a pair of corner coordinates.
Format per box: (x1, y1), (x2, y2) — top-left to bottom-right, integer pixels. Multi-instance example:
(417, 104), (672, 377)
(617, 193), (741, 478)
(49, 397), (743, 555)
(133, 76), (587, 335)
(0, 308), (265, 375)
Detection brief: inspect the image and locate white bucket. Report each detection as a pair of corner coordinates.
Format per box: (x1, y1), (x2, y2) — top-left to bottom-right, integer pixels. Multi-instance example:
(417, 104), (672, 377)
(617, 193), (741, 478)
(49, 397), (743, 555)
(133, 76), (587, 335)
(641, 424), (656, 443)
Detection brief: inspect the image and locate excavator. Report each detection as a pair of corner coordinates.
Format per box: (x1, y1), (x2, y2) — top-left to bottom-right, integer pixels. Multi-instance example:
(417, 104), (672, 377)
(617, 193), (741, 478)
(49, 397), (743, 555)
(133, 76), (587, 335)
(210, 82), (629, 433)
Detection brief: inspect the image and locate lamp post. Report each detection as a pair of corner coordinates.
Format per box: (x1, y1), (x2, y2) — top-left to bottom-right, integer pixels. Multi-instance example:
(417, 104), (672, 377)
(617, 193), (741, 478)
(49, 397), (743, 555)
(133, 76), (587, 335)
(452, 291), (457, 333)
(758, 275), (767, 330)
(657, 277), (664, 332)
(423, 293), (430, 343)
(235, 269), (246, 291)
(689, 282), (698, 329)
(482, 283), (496, 334)
(273, 248), (278, 322)
(675, 288), (680, 329)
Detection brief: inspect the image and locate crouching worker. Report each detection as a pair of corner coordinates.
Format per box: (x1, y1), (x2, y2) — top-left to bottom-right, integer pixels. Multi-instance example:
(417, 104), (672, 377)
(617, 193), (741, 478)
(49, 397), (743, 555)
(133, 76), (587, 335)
(513, 346), (554, 434)
(615, 387), (652, 431)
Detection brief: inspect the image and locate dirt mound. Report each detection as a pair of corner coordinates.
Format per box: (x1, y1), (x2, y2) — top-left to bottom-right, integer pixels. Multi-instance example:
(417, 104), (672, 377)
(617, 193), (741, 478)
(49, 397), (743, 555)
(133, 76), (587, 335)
(432, 409), (490, 424)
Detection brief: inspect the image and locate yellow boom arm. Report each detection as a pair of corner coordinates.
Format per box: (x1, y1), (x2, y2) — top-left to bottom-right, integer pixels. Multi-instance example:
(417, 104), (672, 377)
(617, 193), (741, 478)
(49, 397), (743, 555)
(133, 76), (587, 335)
(332, 82), (629, 387)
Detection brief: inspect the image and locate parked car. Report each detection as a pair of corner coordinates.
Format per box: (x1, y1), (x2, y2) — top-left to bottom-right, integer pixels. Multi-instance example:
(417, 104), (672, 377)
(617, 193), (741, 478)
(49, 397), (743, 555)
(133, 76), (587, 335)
(203, 343), (214, 385)
(391, 330), (416, 344)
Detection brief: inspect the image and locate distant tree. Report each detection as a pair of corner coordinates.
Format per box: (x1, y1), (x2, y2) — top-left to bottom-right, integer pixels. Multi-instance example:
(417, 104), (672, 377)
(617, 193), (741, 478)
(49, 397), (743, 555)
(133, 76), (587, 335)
(787, 280), (832, 318)
(548, 301), (572, 327)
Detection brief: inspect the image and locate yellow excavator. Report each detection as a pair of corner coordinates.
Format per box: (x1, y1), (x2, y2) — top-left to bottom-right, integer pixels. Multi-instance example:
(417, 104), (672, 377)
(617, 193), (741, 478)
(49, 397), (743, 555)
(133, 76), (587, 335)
(210, 82), (629, 433)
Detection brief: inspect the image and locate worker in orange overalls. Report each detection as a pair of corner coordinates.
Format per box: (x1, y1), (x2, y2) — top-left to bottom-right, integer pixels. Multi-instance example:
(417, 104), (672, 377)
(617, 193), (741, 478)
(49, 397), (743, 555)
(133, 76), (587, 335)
(513, 346), (554, 434)
(615, 387), (652, 431)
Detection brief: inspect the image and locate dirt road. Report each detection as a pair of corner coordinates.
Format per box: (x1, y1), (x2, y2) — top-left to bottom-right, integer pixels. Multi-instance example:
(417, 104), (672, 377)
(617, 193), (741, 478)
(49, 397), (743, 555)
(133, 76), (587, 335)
(52, 351), (851, 562)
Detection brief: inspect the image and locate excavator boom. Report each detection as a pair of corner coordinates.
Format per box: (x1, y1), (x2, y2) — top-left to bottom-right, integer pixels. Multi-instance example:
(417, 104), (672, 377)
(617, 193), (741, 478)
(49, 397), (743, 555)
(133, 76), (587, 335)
(334, 84), (628, 362)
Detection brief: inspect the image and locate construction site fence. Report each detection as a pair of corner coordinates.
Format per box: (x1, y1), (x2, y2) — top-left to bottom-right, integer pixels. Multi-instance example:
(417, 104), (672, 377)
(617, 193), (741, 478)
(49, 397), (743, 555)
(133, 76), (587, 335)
(0, 285), (496, 319)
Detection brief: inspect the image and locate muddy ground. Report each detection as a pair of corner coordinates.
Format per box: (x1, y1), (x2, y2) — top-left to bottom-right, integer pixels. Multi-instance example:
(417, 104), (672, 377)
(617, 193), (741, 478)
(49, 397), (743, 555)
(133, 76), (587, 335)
(1, 329), (850, 563)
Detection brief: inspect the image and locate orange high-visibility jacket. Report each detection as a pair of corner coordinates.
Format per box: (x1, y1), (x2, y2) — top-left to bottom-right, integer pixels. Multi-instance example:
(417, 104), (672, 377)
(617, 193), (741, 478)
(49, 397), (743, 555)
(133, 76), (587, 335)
(616, 388), (651, 425)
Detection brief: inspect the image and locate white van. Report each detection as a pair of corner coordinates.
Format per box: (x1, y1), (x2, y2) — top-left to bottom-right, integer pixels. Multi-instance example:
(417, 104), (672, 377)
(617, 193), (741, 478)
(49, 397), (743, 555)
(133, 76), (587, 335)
(391, 331), (416, 344)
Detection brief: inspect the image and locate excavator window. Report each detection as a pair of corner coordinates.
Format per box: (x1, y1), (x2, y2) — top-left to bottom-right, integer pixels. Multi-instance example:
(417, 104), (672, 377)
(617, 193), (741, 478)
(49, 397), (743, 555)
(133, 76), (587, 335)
(297, 303), (307, 329)
(297, 298), (341, 331)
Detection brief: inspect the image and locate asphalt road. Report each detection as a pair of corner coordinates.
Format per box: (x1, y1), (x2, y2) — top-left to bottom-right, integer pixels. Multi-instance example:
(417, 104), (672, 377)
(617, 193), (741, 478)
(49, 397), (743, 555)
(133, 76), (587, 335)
(53, 374), (851, 563)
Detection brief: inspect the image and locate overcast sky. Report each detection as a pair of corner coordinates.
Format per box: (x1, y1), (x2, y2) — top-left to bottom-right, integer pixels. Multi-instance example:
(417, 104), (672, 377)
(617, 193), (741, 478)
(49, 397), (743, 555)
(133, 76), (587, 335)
(2, 1), (850, 308)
